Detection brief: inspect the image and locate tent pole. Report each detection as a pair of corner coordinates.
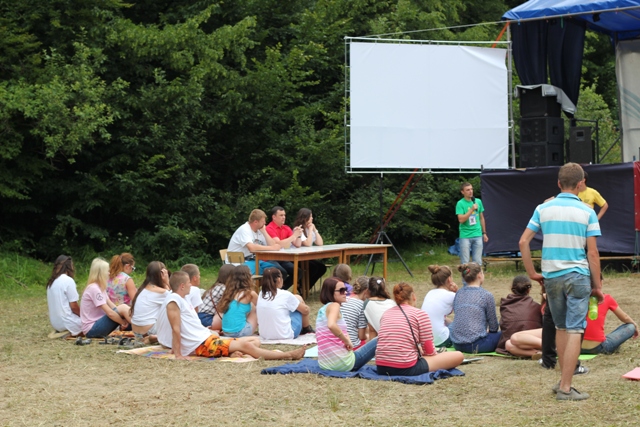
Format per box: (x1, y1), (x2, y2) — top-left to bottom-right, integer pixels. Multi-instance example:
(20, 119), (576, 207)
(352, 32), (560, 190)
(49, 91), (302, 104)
(507, 24), (516, 169)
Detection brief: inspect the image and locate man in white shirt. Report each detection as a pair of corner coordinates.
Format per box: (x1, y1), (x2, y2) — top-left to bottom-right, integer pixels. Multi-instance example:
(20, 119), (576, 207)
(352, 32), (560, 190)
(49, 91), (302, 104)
(156, 271), (305, 360)
(227, 209), (288, 277)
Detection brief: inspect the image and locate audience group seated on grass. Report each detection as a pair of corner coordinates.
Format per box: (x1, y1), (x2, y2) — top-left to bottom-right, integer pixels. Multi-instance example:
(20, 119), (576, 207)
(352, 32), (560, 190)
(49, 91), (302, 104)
(45, 203), (639, 369)
(47, 252), (639, 371)
(47, 250), (639, 369)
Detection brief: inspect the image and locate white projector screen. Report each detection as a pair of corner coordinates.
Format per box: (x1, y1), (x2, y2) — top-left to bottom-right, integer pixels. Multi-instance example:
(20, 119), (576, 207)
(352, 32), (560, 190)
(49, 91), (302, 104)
(349, 41), (509, 170)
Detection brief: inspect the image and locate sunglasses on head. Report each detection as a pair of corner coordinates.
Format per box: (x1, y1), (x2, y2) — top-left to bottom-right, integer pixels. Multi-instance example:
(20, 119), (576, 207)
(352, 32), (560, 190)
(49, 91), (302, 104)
(335, 287), (347, 295)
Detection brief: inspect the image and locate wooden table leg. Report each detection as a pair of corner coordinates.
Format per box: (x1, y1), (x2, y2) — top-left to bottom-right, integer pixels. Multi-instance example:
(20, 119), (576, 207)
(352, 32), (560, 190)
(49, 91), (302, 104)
(303, 260), (310, 300)
(292, 255), (299, 296)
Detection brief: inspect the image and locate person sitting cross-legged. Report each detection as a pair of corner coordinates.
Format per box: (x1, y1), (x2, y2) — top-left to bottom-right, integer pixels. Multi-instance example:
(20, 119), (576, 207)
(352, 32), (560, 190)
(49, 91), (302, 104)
(155, 271), (305, 361)
(581, 280), (638, 355)
(376, 283), (464, 376)
(316, 277), (378, 372)
(257, 267), (314, 340)
(46, 255), (83, 337)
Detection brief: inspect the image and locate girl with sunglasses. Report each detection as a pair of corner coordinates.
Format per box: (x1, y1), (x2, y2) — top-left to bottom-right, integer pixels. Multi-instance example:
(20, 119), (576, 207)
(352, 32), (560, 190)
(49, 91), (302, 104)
(256, 268), (314, 340)
(316, 277), (378, 372)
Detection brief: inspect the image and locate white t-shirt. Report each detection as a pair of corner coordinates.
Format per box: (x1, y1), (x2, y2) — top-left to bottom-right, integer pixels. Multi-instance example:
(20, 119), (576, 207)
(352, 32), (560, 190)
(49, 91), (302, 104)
(256, 289), (301, 340)
(421, 288), (456, 346)
(156, 293), (211, 356)
(227, 222), (267, 259)
(186, 286), (203, 310)
(131, 288), (168, 327)
(47, 274), (82, 335)
(363, 299), (397, 332)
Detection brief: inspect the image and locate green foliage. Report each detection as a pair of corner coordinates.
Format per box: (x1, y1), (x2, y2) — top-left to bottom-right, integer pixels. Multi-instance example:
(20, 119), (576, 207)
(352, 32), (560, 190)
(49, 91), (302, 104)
(0, 0), (617, 263)
(575, 84), (621, 164)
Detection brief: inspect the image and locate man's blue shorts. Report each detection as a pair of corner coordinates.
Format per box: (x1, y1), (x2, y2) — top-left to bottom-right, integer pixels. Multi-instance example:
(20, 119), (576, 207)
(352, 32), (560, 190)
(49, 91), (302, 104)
(545, 272), (591, 333)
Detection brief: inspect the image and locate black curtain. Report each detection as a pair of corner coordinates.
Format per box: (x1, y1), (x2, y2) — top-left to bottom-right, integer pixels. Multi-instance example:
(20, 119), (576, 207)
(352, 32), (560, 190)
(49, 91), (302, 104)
(511, 18), (586, 109)
(481, 163), (635, 255)
(547, 18), (586, 107)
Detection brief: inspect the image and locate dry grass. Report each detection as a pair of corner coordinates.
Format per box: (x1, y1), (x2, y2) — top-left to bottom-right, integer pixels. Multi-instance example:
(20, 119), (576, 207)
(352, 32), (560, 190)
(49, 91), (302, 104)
(1, 269), (639, 426)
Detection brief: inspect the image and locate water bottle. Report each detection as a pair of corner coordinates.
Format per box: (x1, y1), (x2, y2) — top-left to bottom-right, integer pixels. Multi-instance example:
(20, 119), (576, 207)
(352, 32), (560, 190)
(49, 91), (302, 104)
(588, 296), (598, 320)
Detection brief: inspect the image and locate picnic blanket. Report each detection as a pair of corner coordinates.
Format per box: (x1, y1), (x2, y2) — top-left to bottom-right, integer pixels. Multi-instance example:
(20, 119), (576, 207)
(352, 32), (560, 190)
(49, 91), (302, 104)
(261, 359), (464, 385)
(117, 345), (256, 363)
(260, 333), (316, 346)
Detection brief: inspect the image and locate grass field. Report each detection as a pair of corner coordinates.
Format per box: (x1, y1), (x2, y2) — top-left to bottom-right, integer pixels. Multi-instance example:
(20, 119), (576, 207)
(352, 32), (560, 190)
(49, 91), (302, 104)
(1, 249), (639, 426)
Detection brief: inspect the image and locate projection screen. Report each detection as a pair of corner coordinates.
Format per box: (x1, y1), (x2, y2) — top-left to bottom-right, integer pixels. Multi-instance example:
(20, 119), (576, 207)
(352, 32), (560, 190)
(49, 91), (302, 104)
(348, 40), (509, 171)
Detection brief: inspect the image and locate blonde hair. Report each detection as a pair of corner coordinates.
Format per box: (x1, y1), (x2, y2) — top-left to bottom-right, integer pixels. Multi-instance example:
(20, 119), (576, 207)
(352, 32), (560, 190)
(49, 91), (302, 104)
(87, 258), (109, 291)
(248, 209), (266, 223)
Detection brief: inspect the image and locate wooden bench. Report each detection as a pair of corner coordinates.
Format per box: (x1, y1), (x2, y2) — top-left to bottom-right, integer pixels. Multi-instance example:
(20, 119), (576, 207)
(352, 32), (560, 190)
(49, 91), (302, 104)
(484, 256), (636, 270)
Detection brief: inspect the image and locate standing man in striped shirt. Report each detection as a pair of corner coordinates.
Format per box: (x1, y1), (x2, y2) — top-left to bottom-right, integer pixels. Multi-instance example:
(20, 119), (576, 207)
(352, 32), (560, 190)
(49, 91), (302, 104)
(519, 162), (603, 401)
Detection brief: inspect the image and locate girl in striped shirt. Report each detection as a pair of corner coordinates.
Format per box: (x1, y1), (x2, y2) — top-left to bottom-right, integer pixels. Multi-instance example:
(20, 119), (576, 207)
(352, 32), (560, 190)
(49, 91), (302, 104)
(316, 277), (378, 371)
(376, 283), (464, 376)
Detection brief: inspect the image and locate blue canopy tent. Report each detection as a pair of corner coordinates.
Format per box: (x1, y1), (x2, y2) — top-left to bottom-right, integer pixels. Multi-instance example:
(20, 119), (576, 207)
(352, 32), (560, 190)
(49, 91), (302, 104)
(480, 1), (640, 257)
(502, 0), (640, 163)
(503, 0), (640, 41)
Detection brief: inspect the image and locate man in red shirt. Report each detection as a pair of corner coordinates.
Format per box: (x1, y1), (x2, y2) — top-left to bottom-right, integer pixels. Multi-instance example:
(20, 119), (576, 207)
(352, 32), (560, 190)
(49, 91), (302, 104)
(265, 206), (303, 289)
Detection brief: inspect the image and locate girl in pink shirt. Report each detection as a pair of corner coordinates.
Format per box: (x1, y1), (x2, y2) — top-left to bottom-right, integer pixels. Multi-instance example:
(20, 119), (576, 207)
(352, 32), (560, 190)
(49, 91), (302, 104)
(80, 258), (132, 338)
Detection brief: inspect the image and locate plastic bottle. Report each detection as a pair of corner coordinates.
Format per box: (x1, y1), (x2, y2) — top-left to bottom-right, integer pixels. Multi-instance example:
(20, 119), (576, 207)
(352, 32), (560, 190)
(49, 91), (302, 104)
(588, 296), (598, 321)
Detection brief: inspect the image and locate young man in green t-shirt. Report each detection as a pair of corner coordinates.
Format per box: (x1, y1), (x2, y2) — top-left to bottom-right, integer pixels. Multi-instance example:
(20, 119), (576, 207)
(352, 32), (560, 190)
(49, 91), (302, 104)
(455, 182), (488, 265)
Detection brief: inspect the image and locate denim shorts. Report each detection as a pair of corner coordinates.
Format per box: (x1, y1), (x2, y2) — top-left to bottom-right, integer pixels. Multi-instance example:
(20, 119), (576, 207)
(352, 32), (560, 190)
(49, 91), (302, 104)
(377, 357), (429, 376)
(224, 321), (254, 338)
(544, 272), (591, 333)
(290, 311), (303, 338)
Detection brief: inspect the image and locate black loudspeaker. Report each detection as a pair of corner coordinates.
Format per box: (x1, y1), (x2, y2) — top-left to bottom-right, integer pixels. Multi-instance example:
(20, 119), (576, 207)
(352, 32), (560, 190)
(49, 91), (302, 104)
(520, 117), (564, 144)
(568, 126), (593, 164)
(520, 143), (564, 167)
(519, 117), (565, 167)
(518, 86), (562, 118)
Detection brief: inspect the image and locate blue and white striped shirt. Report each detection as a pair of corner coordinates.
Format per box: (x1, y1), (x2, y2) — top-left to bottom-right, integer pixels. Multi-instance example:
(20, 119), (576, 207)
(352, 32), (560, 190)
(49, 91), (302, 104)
(527, 192), (601, 279)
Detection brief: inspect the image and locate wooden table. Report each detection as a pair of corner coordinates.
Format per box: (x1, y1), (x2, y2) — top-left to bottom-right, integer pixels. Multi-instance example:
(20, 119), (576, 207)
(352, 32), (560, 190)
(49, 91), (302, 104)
(254, 244), (391, 298)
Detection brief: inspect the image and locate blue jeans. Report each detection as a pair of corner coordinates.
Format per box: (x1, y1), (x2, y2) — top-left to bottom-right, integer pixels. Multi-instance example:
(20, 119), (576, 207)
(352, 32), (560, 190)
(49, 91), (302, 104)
(198, 311), (214, 327)
(454, 331), (502, 353)
(545, 272), (591, 333)
(581, 323), (636, 354)
(459, 237), (483, 265)
(244, 260), (284, 276)
(290, 311), (303, 338)
(86, 307), (122, 338)
(352, 337), (378, 371)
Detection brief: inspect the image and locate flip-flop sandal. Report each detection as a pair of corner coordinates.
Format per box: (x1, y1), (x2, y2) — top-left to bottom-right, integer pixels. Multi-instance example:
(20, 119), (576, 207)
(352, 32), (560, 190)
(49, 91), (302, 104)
(75, 337), (92, 346)
(118, 337), (135, 348)
(99, 337), (119, 345)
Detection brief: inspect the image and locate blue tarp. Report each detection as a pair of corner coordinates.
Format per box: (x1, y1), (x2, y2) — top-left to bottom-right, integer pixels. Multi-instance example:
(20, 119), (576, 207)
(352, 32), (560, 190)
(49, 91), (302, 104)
(261, 359), (465, 385)
(503, 0), (640, 41)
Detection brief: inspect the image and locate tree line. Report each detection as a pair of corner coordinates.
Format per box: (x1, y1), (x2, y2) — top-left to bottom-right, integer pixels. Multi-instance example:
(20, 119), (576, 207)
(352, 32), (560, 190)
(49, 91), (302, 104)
(0, 0), (618, 264)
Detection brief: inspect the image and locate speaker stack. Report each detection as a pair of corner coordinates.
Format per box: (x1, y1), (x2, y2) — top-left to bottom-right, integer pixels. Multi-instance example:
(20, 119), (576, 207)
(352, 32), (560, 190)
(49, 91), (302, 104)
(568, 126), (594, 164)
(518, 86), (564, 168)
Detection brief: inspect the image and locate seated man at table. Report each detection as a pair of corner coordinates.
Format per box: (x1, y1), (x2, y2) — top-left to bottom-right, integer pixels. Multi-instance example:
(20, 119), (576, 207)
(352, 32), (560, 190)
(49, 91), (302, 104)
(265, 206), (303, 290)
(227, 209), (289, 277)
(156, 271), (305, 360)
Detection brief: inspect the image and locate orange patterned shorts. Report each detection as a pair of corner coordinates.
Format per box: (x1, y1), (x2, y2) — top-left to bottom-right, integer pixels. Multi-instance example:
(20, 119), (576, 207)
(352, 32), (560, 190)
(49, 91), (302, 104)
(194, 334), (235, 358)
